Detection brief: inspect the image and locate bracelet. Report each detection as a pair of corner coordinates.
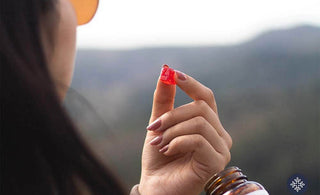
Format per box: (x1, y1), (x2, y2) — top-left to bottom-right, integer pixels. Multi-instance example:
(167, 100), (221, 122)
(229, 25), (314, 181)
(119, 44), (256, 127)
(204, 167), (234, 194)
(204, 174), (219, 194)
(204, 167), (243, 195)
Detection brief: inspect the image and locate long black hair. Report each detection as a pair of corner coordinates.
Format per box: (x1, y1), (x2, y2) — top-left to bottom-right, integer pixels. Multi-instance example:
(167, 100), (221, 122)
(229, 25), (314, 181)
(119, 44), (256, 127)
(0, 0), (126, 194)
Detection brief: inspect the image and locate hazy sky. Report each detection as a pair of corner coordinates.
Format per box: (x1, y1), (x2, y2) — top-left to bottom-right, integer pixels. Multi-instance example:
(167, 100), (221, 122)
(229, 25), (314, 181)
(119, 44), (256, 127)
(77, 0), (320, 49)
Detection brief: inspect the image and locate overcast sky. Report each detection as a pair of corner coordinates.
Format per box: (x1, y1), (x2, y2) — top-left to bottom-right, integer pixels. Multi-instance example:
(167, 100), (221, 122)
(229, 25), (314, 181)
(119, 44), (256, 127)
(77, 0), (320, 49)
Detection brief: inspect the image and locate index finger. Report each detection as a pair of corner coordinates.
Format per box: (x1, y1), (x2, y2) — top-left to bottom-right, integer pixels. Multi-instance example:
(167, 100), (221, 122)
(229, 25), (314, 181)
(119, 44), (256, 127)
(174, 70), (218, 114)
(150, 75), (176, 123)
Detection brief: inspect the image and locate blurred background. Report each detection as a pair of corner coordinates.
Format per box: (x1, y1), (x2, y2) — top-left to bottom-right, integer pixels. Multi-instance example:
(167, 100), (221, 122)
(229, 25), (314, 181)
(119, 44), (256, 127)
(64, 0), (319, 194)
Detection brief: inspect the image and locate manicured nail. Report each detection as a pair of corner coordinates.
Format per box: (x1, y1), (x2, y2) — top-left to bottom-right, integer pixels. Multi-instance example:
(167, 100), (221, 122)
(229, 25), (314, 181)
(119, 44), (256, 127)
(146, 118), (161, 131)
(175, 70), (186, 81)
(159, 145), (169, 153)
(149, 135), (163, 145)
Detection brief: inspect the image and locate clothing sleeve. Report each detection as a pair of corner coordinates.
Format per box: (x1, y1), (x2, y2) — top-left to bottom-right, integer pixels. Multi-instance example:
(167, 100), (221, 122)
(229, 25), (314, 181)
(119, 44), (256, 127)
(129, 184), (140, 195)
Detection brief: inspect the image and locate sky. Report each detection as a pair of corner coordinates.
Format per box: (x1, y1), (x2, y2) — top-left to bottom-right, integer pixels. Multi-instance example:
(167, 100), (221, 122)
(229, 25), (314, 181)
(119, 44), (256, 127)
(77, 0), (320, 49)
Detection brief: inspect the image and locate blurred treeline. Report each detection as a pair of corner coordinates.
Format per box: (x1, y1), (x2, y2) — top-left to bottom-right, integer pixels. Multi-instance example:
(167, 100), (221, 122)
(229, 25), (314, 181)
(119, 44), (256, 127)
(64, 25), (320, 194)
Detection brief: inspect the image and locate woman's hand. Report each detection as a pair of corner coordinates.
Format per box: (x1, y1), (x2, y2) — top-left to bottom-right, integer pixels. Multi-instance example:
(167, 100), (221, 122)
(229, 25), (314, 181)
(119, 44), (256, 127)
(139, 70), (232, 195)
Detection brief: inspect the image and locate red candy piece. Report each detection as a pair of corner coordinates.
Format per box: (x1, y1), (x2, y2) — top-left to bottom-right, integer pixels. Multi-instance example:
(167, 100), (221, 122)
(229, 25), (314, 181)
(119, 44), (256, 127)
(160, 64), (176, 85)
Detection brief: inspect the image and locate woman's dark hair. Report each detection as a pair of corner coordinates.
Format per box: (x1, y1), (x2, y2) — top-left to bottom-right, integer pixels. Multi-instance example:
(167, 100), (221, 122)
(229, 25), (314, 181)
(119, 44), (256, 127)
(0, 1), (126, 194)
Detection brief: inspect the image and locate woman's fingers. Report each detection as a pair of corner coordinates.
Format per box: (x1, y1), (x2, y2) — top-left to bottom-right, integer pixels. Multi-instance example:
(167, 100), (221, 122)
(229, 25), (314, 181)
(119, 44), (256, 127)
(147, 100), (232, 149)
(161, 134), (226, 181)
(175, 70), (232, 148)
(147, 68), (232, 151)
(150, 116), (229, 156)
(150, 74), (176, 123)
(175, 71), (218, 114)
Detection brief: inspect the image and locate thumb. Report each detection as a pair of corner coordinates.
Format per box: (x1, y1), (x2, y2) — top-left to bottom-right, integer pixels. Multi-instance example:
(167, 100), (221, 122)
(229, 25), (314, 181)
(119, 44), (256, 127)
(149, 67), (176, 123)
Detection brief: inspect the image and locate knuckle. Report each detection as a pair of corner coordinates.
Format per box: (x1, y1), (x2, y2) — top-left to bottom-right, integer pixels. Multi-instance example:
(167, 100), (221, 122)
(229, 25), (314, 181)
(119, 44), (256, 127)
(171, 136), (183, 149)
(195, 100), (210, 115)
(164, 110), (175, 120)
(195, 99), (207, 108)
(194, 116), (208, 130)
(205, 87), (215, 101)
(225, 151), (231, 164)
(193, 134), (205, 148)
(192, 100), (205, 116)
(225, 133), (233, 149)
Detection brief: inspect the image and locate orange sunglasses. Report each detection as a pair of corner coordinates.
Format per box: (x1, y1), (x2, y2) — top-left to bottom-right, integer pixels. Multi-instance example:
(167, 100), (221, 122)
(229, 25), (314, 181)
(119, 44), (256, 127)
(69, 0), (99, 25)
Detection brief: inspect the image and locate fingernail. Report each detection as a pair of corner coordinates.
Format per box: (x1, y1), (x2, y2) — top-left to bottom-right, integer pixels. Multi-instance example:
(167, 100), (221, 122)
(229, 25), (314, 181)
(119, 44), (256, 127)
(149, 135), (163, 145)
(146, 118), (161, 131)
(159, 145), (169, 153)
(175, 70), (186, 81)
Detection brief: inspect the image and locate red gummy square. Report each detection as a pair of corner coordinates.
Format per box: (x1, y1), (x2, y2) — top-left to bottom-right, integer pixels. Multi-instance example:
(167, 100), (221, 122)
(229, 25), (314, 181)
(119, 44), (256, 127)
(160, 64), (176, 85)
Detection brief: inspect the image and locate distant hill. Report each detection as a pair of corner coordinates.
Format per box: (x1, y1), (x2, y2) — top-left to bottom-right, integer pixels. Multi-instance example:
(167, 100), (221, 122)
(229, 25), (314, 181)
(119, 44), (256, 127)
(66, 25), (320, 194)
(72, 25), (319, 91)
(70, 25), (319, 126)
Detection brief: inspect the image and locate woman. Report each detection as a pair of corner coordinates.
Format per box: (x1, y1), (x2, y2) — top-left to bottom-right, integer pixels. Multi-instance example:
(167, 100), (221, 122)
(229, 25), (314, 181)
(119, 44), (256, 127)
(1, 0), (232, 194)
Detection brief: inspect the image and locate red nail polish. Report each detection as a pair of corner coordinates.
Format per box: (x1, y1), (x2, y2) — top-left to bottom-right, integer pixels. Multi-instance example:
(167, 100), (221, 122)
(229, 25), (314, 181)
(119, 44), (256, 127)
(146, 118), (161, 131)
(160, 64), (176, 85)
(159, 145), (169, 153)
(149, 135), (163, 145)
